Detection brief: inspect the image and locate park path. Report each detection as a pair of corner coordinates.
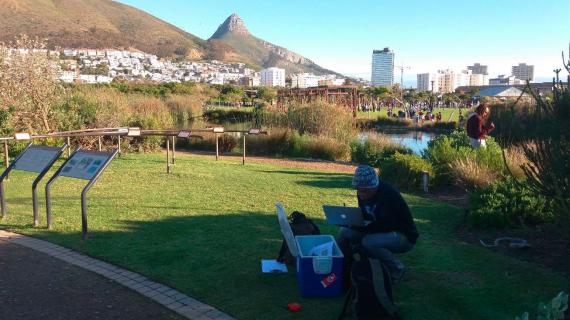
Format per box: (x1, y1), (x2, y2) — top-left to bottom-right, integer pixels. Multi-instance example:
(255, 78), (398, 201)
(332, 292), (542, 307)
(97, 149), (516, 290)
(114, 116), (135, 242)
(0, 230), (235, 320)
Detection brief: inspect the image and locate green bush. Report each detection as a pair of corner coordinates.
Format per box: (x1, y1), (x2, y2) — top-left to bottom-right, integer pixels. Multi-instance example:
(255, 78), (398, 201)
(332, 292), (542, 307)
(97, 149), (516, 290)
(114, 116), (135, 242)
(380, 152), (434, 191)
(468, 176), (553, 228)
(424, 131), (504, 187)
(351, 133), (411, 167)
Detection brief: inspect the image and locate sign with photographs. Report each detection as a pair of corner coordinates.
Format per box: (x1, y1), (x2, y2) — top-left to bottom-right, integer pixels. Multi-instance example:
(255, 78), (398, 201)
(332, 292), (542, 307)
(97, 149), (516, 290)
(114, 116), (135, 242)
(60, 151), (113, 180)
(14, 146), (63, 173)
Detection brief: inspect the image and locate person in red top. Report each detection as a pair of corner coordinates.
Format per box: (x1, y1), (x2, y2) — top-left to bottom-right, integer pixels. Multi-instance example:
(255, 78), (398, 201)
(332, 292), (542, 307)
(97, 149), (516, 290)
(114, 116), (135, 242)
(466, 103), (495, 148)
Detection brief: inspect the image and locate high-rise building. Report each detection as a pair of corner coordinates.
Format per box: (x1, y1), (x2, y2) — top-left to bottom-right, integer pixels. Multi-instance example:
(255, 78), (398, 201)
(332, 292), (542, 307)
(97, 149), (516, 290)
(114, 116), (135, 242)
(417, 73), (439, 93)
(467, 63), (488, 75)
(371, 48), (394, 87)
(260, 67), (285, 87)
(511, 63), (534, 81)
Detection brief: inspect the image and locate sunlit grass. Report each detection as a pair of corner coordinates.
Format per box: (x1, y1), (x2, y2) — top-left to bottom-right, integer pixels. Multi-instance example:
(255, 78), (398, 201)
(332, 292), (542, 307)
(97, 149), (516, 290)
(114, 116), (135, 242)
(1, 153), (567, 320)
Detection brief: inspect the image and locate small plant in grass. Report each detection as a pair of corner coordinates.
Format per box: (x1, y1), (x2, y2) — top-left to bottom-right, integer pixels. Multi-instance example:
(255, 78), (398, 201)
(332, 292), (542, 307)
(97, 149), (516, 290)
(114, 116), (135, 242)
(469, 176), (553, 228)
(380, 152), (434, 191)
(515, 291), (568, 320)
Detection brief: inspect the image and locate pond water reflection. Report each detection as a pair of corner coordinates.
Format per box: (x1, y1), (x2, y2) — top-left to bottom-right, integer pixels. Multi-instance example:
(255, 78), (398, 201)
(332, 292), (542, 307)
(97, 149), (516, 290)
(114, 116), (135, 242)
(360, 131), (438, 155)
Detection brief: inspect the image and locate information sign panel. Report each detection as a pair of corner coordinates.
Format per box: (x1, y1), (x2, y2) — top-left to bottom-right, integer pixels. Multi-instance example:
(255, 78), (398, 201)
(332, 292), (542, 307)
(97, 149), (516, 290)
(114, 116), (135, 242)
(59, 150), (113, 180)
(14, 146), (63, 173)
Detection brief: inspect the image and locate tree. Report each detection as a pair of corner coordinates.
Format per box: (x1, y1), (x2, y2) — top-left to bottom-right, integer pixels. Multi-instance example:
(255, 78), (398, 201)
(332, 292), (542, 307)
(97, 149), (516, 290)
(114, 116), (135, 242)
(0, 35), (63, 133)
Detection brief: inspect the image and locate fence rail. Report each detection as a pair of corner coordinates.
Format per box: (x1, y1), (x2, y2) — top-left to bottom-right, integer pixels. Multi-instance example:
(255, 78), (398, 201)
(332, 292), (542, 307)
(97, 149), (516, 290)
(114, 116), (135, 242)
(1, 127), (267, 172)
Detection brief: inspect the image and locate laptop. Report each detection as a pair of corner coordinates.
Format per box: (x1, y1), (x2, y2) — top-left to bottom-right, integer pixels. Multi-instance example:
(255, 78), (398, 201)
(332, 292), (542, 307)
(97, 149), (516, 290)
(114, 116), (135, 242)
(322, 205), (365, 226)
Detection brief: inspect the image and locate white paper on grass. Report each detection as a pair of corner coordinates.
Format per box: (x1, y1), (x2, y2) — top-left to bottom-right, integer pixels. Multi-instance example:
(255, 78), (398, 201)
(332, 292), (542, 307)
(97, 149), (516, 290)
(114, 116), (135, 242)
(309, 241), (334, 257)
(261, 259), (288, 273)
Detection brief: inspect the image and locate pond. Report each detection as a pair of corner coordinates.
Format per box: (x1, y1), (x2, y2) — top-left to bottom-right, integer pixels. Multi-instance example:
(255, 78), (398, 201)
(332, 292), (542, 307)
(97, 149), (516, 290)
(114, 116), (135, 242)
(360, 130), (439, 155)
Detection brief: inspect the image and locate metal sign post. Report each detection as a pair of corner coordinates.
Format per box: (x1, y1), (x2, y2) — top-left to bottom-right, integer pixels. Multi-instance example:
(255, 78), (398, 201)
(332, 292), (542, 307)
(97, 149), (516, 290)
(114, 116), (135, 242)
(45, 148), (118, 239)
(0, 143), (67, 225)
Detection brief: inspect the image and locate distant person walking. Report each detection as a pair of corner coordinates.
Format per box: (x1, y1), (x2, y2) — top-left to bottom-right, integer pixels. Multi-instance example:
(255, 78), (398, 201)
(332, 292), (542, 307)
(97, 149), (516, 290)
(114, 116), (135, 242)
(466, 104), (495, 148)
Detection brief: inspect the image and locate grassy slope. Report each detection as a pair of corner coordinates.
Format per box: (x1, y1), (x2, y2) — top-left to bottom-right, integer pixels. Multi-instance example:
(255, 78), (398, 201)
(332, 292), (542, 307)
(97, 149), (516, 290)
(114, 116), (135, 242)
(1, 153), (567, 319)
(0, 0), (206, 58)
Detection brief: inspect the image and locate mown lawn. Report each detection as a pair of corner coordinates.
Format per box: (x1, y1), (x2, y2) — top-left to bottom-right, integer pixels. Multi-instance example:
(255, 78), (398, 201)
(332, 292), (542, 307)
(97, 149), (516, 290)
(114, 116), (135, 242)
(1, 153), (567, 319)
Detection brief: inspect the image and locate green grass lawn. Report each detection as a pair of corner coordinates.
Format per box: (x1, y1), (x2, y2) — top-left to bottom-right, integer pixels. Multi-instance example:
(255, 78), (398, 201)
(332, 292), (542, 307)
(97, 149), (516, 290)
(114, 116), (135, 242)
(1, 153), (567, 319)
(358, 107), (469, 122)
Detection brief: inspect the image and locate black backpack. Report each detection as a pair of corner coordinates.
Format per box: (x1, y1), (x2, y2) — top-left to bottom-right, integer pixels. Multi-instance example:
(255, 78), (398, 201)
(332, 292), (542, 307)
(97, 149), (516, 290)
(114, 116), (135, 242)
(338, 256), (399, 320)
(276, 211), (320, 265)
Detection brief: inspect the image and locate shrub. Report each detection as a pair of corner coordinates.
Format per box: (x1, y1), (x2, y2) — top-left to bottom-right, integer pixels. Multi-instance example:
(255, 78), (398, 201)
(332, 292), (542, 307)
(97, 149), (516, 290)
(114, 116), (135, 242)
(380, 152), (434, 192)
(285, 100), (355, 141)
(178, 133), (237, 153)
(375, 116), (412, 128)
(218, 134), (237, 153)
(351, 133), (411, 167)
(245, 128), (293, 156)
(468, 176), (553, 228)
(450, 157), (499, 190)
(424, 131), (504, 187)
(166, 95), (203, 126)
(300, 135), (351, 161)
(203, 108), (253, 124)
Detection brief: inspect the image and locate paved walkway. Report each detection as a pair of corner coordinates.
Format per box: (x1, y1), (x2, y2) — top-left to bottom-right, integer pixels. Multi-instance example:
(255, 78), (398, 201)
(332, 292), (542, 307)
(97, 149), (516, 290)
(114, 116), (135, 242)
(0, 230), (234, 320)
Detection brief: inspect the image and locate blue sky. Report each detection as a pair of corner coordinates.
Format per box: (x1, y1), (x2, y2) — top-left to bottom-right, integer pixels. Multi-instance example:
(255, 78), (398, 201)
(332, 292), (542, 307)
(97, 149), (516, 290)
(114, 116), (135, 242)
(116, 0), (570, 85)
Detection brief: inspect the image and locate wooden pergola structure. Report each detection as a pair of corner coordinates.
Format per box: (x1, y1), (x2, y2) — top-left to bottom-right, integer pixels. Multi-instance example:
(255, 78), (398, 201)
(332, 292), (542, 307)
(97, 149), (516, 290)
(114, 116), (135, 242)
(277, 86), (359, 116)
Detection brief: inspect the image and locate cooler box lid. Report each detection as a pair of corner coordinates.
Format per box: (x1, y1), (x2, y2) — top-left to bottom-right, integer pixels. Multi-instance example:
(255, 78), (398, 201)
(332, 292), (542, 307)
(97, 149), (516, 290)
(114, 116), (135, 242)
(275, 202), (299, 258)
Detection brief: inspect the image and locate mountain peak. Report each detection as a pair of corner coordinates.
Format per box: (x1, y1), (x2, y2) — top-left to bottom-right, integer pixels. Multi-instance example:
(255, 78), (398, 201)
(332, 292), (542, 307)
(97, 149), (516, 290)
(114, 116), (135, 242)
(211, 13), (250, 39)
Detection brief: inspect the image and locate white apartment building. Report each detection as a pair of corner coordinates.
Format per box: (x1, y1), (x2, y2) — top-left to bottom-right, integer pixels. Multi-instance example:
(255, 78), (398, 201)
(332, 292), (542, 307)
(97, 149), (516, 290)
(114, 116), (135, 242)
(260, 67), (286, 87)
(417, 73), (439, 93)
(511, 63), (534, 81)
(436, 69), (457, 93)
(291, 73), (320, 88)
(371, 47), (394, 87)
(469, 73), (489, 86)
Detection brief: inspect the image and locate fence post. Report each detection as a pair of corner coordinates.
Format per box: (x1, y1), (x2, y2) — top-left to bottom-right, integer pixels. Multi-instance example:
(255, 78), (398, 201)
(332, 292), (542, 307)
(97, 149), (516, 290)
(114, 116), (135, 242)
(242, 134), (246, 165)
(166, 137), (171, 174)
(67, 137), (71, 157)
(98, 136), (102, 151)
(215, 133), (219, 161)
(421, 171), (429, 193)
(172, 136), (176, 164)
(3, 140), (8, 169)
(117, 136), (121, 156)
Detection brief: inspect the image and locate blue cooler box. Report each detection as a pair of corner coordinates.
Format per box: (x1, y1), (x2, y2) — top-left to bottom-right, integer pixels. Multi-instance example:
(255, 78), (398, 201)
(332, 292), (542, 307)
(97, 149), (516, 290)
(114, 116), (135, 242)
(295, 235), (344, 297)
(276, 203), (344, 297)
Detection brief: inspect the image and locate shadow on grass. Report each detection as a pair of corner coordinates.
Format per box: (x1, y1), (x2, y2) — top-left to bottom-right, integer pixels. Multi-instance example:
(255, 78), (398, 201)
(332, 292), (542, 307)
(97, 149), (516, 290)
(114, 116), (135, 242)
(14, 212), (345, 320)
(255, 169), (353, 189)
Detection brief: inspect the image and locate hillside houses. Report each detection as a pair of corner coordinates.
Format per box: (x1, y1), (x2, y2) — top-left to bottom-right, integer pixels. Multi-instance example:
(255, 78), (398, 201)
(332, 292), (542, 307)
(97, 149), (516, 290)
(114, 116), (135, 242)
(57, 48), (264, 85)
